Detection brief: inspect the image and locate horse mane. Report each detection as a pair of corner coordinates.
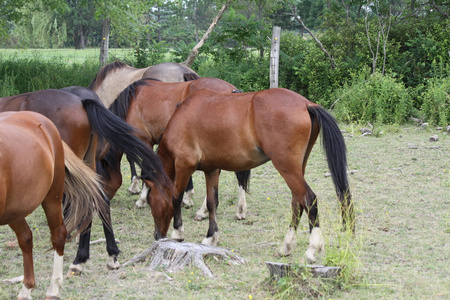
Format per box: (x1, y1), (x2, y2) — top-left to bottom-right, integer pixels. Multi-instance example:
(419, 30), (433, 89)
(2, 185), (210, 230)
(88, 61), (128, 90)
(184, 72), (200, 81)
(108, 79), (151, 120)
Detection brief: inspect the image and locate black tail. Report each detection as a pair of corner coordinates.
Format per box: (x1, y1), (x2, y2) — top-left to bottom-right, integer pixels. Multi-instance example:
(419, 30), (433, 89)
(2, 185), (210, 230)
(81, 99), (170, 189)
(307, 105), (350, 201)
(235, 170), (251, 193)
(307, 105), (354, 231)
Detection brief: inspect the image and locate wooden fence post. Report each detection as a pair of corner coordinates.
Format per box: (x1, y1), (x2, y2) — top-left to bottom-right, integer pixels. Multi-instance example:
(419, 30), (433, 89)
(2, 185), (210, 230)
(270, 26), (281, 89)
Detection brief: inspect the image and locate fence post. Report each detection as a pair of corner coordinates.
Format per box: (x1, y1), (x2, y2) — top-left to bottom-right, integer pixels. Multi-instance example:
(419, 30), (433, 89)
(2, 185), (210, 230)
(270, 26), (281, 89)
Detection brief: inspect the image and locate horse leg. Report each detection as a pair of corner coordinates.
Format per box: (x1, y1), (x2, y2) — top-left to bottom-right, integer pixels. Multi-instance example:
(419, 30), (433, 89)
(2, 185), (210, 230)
(171, 168), (195, 241)
(41, 198), (67, 299)
(68, 222), (92, 276)
(8, 219), (34, 300)
(100, 195), (120, 270)
(201, 169), (220, 246)
(135, 184), (149, 209)
(194, 196), (208, 221)
(303, 184), (324, 263)
(128, 162), (141, 194)
(234, 170), (250, 220)
(182, 176), (195, 208)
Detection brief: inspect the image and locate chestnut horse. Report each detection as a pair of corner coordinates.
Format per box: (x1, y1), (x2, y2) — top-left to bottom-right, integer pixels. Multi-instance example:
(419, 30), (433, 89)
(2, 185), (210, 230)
(107, 77), (250, 220)
(0, 111), (106, 300)
(149, 88), (355, 263)
(0, 89), (170, 276)
(88, 61), (200, 200)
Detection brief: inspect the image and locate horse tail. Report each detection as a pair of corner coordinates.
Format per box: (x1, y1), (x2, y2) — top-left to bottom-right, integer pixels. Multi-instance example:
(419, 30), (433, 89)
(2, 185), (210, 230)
(80, 99), (170, 190)
(235, 170), (251, 193)
(307, 105), (354, 230)
(307, 105), (349, 200)
(62, 142), (108, 238)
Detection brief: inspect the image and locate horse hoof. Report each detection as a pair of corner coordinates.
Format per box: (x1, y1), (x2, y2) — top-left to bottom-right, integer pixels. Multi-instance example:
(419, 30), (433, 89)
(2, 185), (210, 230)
(66, 264), (83, 277)
(201, 233), (219, 246)
(134, 199), (148, 209)
(171, 227), (184, 241)
(194, 213), (207, 221)
(106, 255), (120, 270)
(234, 213), (246, 220)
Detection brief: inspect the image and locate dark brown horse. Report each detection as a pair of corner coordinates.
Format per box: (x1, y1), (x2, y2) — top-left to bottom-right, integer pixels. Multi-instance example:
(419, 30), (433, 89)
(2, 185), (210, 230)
(108, 77), (250, 220)
(0, 89), (170, 276)
(149, 88), (355, 263)
(0, 111), (106, 300)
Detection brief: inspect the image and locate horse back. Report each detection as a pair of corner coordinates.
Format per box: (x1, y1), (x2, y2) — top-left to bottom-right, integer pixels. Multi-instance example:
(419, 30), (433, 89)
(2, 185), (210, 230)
(0, 111), (63, 224)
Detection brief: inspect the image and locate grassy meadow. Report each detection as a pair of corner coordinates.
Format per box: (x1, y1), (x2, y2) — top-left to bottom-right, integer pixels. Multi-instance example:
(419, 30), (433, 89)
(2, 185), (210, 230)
(0, 124), (449, 299)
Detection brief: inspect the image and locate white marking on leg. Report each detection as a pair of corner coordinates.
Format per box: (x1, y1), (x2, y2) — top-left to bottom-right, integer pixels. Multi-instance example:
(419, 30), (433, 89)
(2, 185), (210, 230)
(106, 254), (120, 270)
(278, 227), (296, 256)
(135, 185), (149, 208)
(201, 231), (219, 246)
(128, 176), (141, 194)
(194, 196), (208, 221)
(305, 227), (325, 263)
(46, 251), (63, 298)
(18, 284), (33, 300)
(171, 225), (185, 241)
(182, 188), (195, 207)
(235, 186), (247, 220)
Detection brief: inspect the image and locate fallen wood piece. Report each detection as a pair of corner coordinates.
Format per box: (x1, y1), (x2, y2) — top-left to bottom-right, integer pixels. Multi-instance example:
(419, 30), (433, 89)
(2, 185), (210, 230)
(3, 275), (24, 284)
(324, 170), (358, 178)
(123, 239), (245, 277)
(265, 262), (341, 279)
(429, 135), (439, 142)
(90, 238), (120, 245)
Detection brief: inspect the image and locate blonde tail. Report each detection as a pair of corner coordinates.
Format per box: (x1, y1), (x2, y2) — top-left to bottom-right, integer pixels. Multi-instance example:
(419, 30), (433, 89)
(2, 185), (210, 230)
(62, 142), (108, 238)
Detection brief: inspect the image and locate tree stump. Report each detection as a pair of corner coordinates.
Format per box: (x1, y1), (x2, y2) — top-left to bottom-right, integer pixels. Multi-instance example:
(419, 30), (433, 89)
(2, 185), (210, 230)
(265, 262), (341, 279)
(123, 239), (245, 277)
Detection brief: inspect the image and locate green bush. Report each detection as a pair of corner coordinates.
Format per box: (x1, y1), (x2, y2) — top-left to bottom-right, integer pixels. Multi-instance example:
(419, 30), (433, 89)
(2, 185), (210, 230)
(333, 69), (413, 124)
(421, 76), (450, 126)
(0, 56), (98, 95)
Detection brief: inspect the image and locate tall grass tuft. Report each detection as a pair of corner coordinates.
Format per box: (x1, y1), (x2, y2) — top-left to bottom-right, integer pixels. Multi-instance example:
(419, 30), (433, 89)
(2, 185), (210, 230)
(0, 56), (99, 95)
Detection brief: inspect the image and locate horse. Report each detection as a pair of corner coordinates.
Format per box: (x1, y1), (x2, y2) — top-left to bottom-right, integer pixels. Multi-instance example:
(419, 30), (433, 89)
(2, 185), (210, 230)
(0, 111), (106, 300)
(107, 77), (251, 220)
(88, 61), (200, 108)
(148, 88), (355, 263)
(87, 61), (200, 201)
(0, 89), (170, 276)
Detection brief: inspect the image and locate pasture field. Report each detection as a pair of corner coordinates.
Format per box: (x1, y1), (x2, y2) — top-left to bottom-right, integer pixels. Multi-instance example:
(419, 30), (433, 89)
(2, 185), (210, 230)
(0, 124), (449, 299)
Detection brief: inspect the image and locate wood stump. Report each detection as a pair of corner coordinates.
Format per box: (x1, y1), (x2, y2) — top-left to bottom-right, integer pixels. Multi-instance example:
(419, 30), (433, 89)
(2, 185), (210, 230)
(123, 239), (245, 277)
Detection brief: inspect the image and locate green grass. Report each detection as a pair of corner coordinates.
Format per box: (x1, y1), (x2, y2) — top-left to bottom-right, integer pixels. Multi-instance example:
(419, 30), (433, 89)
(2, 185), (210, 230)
(1, 126), (449, 299)
(0, 48), (134, 65)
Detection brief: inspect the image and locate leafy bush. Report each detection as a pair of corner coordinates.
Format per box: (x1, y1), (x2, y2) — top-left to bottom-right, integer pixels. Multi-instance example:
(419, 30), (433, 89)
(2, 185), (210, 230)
(333, 69), (413, 124)
(0, 56), (98, 95)
(421, 76), (450, 126)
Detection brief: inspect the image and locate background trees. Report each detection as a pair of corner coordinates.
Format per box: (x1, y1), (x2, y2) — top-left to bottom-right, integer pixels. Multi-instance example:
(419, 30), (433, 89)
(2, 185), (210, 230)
(0, 0), (449, 125)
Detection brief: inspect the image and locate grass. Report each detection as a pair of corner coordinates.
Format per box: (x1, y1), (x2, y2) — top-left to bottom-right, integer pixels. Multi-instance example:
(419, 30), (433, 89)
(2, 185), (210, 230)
(1, 125), (449, 299)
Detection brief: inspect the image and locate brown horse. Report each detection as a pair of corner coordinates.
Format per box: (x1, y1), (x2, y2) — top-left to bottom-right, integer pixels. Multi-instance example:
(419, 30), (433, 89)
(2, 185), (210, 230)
(0, 89), (170, 275)
(108, 77), (250, 220)
(149, 88), (355, 263)
(88, 61), (199, 108)
(0, 111), (106, 300)
(88, 61), (200, 201)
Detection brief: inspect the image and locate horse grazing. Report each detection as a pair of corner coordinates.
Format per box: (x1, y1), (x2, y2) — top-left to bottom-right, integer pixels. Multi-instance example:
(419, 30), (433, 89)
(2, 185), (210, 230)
(149, 88), (355, 263)
(88, 61), (200, 202)
(88, 61), (200, 108)
(0, 111), (106, 300)
(0, 89), (170, 276)
(108, 77), (250, 220)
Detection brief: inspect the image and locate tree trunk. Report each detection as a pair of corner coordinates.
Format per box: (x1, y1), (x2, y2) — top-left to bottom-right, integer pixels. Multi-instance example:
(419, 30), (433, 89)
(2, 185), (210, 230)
(99, 17), (110, 66)
(79, 27), (85, 50)
(183, 0), (233, 67)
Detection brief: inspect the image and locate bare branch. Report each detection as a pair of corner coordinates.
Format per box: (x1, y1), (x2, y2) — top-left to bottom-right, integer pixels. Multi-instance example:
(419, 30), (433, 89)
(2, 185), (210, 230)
(183, 0), (233, 67)
(289, 4), (336, 69)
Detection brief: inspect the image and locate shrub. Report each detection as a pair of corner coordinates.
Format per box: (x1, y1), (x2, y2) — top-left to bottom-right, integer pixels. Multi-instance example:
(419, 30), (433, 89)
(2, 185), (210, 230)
(333, 69), (413, 124)
(421, 76), (450, 126)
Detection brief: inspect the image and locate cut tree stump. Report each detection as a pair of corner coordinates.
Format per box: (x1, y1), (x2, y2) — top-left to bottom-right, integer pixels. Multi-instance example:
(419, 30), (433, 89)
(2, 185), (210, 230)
(123, 239), (245, 277)
(265, 262), (341, 279)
